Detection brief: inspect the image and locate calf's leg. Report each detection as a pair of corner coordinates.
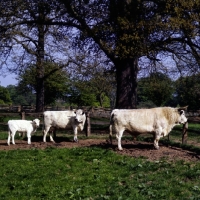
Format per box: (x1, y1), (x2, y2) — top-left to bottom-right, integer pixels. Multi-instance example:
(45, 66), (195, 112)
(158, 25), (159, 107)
(11, 131), (16, 145)
(7, 130), (11, 145)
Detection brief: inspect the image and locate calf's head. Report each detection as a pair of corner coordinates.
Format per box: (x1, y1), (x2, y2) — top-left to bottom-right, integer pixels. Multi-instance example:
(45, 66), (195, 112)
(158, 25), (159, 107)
(33, 119), (40, 128)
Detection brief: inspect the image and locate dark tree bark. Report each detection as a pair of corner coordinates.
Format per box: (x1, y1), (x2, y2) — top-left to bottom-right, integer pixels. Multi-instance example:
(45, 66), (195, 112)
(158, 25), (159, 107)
(36, 4), (45, 112)
(115, 57), (139, 109)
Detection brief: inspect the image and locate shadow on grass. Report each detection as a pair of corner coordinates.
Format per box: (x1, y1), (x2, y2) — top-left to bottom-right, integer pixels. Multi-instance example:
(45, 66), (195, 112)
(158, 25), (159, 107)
(30, 135), (73, 143)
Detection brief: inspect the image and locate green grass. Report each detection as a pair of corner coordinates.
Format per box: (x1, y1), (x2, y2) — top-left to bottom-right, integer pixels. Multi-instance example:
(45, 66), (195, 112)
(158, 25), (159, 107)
(0, 123), (200, 199)
(0, 147), (200, 200)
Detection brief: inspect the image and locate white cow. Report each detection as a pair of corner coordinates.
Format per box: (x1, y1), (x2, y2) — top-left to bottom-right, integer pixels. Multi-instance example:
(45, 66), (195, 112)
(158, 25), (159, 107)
(109, 107), (187, 150)
(43, 109), (86, 142)
(7, 119), (40, 145)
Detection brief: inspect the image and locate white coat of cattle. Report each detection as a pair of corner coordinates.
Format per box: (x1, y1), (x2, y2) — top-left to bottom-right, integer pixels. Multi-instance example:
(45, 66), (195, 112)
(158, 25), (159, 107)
(7, 119), (40, 145)
(43, 109), (86, 142)
(109, 107), (188, 150)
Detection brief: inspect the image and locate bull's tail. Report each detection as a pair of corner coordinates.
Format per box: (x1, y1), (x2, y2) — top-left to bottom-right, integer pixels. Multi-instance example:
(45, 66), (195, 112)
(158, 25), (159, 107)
(109, 124), (113, 145)
(109, 113), (115, 145)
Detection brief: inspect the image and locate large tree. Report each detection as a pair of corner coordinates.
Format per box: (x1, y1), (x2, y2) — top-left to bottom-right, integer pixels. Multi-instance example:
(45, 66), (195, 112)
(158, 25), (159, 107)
(56, 0), (200, 108)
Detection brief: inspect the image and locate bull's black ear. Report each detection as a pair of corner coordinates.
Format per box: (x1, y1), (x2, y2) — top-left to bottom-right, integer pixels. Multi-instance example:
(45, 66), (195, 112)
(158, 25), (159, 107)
(180, 110), (184, 115)
(82, 112), (85, 115)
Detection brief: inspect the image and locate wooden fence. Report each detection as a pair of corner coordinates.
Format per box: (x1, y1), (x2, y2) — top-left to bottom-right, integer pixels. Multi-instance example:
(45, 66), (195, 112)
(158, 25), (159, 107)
(0, 104), (198, 144)
(0, 106), (111, 137)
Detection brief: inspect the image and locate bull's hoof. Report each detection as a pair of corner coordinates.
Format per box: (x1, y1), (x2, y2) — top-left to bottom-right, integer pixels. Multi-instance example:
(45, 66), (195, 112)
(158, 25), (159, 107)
(73, 139), (78, 143)
(154, 146), (159, 150)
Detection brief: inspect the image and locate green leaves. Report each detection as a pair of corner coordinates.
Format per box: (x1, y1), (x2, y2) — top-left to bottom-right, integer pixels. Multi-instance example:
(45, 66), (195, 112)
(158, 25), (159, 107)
(0, 86), (12, 105)
(138, 72), (174, 107)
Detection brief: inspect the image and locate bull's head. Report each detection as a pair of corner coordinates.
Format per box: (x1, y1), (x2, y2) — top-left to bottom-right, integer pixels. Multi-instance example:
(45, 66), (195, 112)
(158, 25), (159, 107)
(176, 106), (188, 124)
(74, 109), (86, 123)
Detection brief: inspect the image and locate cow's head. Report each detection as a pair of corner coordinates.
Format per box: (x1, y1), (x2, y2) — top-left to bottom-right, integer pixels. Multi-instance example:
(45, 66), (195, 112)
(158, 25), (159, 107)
(74, 109), (86, 124)
(33, 119), (40, 128)
(176, 106), (188, 124)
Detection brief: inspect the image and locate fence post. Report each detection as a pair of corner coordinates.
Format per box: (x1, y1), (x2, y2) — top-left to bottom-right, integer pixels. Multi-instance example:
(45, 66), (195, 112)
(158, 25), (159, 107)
(85, 111), (91, 137)
(18, 105), (22, 112)
(182, 122), (188, 144)
(21, 111), (25, 120)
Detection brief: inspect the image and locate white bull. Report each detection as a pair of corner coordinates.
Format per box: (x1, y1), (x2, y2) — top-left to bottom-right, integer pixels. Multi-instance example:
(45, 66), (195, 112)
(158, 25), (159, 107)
(43, 109), (86, 142)
(109, 107), (187, 150)
(7, 119), (40, 145)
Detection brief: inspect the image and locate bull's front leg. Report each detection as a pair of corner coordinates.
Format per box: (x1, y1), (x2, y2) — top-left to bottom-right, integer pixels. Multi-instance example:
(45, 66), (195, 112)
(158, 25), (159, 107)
(153, 138), (159, 150)
(154, 127), (163, 150)
(153, 132), (161, 150)
(73, 127), (78, 142)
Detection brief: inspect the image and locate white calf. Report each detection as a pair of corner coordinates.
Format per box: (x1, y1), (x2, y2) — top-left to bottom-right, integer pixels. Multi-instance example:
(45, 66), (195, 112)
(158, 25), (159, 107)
(7, 119), (40, 145)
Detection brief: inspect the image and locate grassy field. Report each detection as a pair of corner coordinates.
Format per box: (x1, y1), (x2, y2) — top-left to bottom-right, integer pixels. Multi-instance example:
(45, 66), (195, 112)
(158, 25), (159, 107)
(0, 123), (200, 199)
(0, 146), (200, 199)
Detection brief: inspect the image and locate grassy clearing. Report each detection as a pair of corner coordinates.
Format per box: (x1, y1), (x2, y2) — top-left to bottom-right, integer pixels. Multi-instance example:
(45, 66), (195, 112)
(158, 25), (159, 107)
(0, 147), (200, 200)
(0, 123), (200, 199)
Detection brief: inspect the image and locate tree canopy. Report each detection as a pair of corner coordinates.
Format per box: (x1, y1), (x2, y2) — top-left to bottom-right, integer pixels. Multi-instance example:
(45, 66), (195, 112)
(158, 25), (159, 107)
(1, 0), (200, 110)
(175, 74), (200, 110)
(0, 86), (12, 105)
(138, 72), (174, 107)
(17, 62), (70, 106)
(6, 85), (35, 105)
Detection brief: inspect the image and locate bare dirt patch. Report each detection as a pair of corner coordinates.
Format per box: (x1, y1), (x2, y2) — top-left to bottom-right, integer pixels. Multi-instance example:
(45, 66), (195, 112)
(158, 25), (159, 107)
(1, 136), (200, 162)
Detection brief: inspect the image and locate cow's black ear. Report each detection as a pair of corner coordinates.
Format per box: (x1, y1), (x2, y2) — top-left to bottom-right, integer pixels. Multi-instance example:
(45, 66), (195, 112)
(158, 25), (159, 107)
(82, 112), (85, 115)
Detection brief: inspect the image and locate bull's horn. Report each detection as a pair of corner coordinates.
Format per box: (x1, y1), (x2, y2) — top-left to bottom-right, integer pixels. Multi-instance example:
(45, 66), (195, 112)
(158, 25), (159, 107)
(177, 106), (188, 111)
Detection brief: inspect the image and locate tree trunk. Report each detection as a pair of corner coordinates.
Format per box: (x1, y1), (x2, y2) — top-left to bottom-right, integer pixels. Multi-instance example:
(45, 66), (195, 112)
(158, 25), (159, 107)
(36, 4), (45, 112)
(115, 57), (139, 109)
